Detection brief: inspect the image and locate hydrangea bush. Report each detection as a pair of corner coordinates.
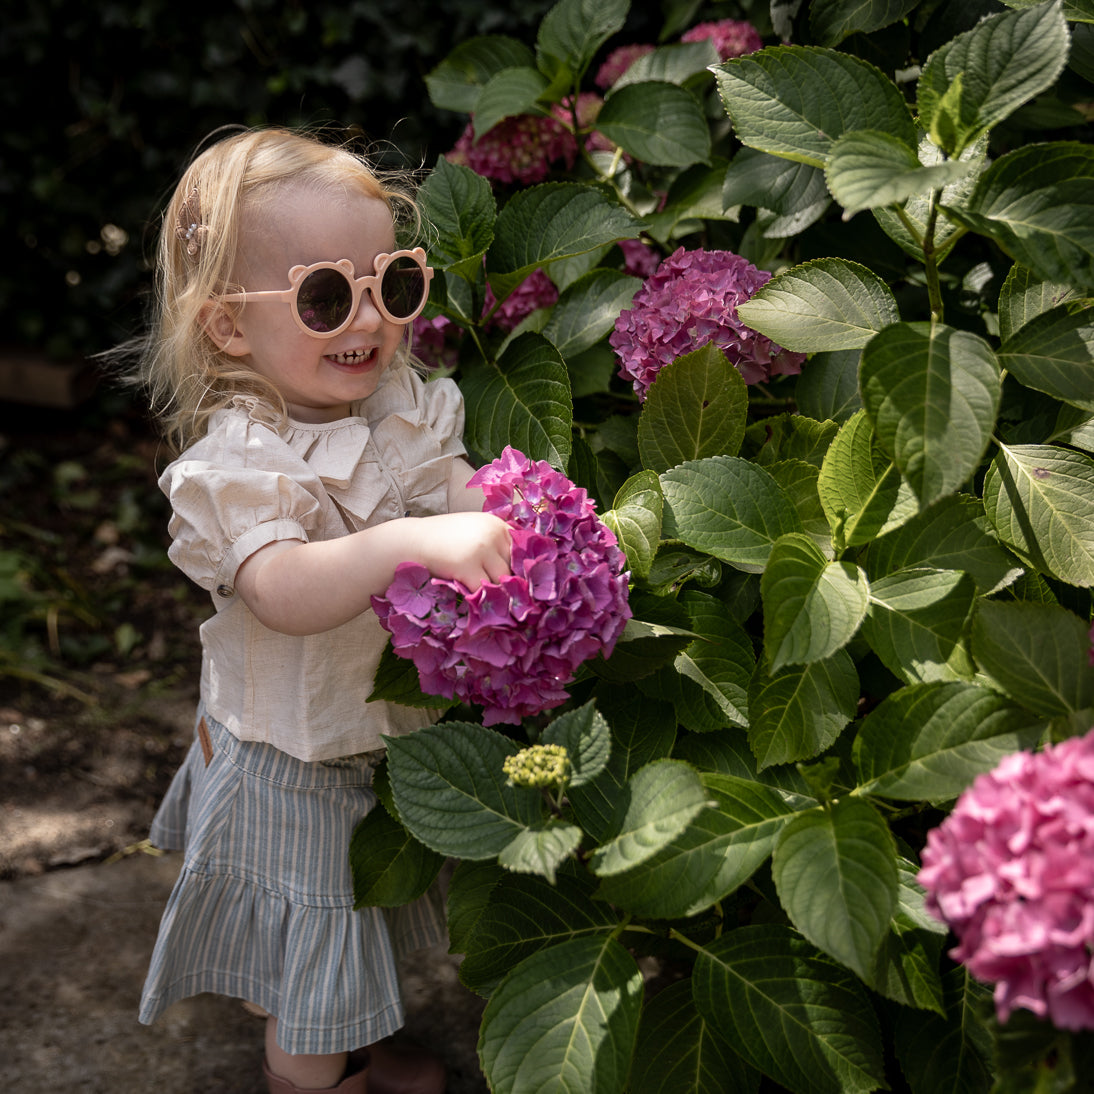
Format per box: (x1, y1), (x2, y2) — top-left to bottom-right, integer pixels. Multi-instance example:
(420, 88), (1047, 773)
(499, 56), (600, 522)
(350, 2), (1094, 1092)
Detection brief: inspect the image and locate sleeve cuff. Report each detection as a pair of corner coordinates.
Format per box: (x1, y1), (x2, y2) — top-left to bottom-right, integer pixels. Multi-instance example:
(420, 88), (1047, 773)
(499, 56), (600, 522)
(212, 518), (309, 599)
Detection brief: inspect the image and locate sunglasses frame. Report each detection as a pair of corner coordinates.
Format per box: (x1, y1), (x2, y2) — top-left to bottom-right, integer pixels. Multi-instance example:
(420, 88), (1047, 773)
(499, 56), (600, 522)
(219, 248), (434, 338)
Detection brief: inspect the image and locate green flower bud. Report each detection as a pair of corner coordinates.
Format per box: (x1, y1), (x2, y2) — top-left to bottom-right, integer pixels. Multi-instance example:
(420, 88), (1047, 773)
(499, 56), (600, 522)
(503, 743), (572, 789)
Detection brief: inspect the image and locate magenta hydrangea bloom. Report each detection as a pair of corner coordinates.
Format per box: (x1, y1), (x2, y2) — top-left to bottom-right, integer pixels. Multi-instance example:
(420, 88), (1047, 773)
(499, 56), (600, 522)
(410, 314), (460, 372)
(681, 18), (763, 60)
(918, 729), (1094, 1030)
(484, 268), (558, 332)
(609, 247), (807, 399)
(371, 447), (631, 725)
(618, 238), (661, 280)
(448, 114), (577, 185)
(595, 43), (655, 89)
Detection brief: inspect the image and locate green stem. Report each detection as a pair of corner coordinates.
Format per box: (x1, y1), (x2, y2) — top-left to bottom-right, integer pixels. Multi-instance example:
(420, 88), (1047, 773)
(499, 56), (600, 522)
(921, 194), (945, 323)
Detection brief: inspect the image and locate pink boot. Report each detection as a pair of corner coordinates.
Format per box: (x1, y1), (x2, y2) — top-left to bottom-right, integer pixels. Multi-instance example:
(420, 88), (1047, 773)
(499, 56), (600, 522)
(352, 1039), (446, 1094)
(262, 1056), (368, 1093)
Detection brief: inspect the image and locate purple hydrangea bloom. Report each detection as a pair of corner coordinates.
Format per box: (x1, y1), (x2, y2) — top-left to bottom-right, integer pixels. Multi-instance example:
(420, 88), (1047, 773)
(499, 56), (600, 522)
(595, 43), (656, 89)
(448, 113), (577, 186)
(918, 729), (1094, 1030)
(371, 447), (631, 725)
(609, 246), (807, 399)
(681, 18), (763, 60)
(484, 268), (558, 332)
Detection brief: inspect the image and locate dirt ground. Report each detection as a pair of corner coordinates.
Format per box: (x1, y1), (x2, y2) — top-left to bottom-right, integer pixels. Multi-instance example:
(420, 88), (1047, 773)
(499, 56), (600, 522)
(0, 398), (488, 1092)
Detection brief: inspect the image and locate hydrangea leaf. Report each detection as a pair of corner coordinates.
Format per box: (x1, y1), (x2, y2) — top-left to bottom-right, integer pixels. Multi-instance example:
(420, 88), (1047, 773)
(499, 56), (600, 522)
(825, 129), (975, 220)
(853, 680), (1045, 800)
(761, 533), (870, 671)
(610, 39), (721, 90)
(348, 806), (445, 909)
(983, 442), (1094, 586)
(765, 460), (831, 555)
(818, 409), (917, 553)
(722, 146), (830, 223)
(916, 1), (1069, 157)
(535, 0), (628, 87)
(472, 67), (552, 138)
(385, 722), (542, 859)
(602, 470), (663, 581)
(772, 797), (898, 981)
(736, 258), (900, 352)
(997, 302), (1094, 412)
(446, 859), (507, 957)
(424, 35), (537, 114)
(479, 935), (643, 1094)
(368, 637), (453, 708)
(489, 182), (641, 300)
(997, 263), (1082, 343)
(809, 0), (920, 47)
(497, 821), (584, 884)
(596, 771), (800, 919)
(461, 332), (572, 469)
(794, 349), (863, 425)
(893, 968), (994, 1094)
(661, 456), (804, 573)
(637, 343), (749, 473)
(712, 45), (915, 168)
(673, 729), (814, 802)
(746, 414), (839, 469)
(860, 568), (977, 685)
(541, 268), (641, 359)
(417, 157), (497, 282)
(864, 492), (1023, 596)
(596, 81), (713, 167)
(459, 868), (617, 996)
(588, 759), (712, 877)
(541, 701), (611, 788)
(628, 979), (761, 1094)
(692, 924), (887, 1094)
(747, 650), (859, 770)
(860, 321), (1001, 511)
(971, 599), (1094, 716)
(941, 142), (1094, 289)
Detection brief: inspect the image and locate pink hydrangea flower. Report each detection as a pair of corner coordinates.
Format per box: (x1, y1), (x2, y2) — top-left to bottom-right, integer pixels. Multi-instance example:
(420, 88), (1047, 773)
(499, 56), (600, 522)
(411, 314), (460, 372)
(447, 113), (577, 185)
(594, 43), (655, 89)
(918, 729), (1094, 1030)
(484, 268), (558, 332)
(618, 238), (661, 280)
(371, 447), (631, 725)
(609, 246), (807, 399)
(681, 18), (763, 60)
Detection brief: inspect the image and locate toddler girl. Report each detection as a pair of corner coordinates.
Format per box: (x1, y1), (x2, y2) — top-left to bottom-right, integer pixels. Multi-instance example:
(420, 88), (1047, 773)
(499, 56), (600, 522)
(135, 127), (510, 1093)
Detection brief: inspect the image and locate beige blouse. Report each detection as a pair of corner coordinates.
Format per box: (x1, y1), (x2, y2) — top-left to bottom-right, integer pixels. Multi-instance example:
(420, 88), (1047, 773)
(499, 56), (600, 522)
(159, 364), (466, 761)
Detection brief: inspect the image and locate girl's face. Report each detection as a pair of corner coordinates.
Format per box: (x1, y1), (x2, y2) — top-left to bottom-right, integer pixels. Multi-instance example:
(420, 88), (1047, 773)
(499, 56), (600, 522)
(221, 183), (407, 423)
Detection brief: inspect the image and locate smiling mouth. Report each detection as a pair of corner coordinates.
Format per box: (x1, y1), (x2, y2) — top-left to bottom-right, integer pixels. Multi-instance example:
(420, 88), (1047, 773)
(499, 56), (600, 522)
(326, 348), (378, 366)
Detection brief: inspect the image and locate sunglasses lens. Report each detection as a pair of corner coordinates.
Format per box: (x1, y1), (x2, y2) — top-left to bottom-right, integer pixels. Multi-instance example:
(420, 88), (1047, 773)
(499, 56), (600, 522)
(380, 255), (427, 319)
(296, 268), (353, 333)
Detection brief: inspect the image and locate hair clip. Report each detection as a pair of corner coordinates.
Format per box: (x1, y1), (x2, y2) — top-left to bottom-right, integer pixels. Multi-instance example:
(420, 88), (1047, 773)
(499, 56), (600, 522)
(175, 187), (208, 257)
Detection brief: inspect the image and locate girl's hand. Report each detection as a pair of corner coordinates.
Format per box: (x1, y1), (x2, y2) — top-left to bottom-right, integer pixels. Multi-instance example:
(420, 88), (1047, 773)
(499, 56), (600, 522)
(414, 511), (512, 591)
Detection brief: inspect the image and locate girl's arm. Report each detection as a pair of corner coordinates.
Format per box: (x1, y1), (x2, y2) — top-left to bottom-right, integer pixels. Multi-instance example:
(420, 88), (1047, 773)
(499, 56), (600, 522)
(234, 458), (508, 636)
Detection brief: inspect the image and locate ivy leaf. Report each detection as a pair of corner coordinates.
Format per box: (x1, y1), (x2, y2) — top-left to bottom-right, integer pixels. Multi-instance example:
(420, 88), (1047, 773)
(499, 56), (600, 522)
(997, 302), (1094, 411)
(761, 533), (870, 671)
(747, 650), (859, 770)
(637, 343), (750, 473)
(424, 35), (536, 114)
(602, 471), (663, 581)
(479, 935), (643, 1094)
(916, 1), (1069, 157)
(772, 797), (899, 981)
(629, 980), (760, 1094)
(712, 45), (915, 168)
(349, 806), (444, 908)
(385, 722), (542, 859)
(983, 442), (1094, 586)
(692, 924), (887, 1094)
(461, 332), (572, 470)
(942, 142), (1094, 289)
(825, 129), (975, 220)
(588, 759), (712, 877)
(854, 681), (1045, 800)
(417, 157), (497, 282)
(596, 81), (712, 166)
(809, 0), (920, 47)
(971, 599), (1094, 716)
(660, 456), (803, 573)
(736, 258), (900, 352)
(860, 322), (1001, 510)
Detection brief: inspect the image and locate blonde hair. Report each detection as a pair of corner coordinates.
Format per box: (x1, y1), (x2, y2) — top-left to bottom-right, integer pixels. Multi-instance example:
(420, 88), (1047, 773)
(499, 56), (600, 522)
(140, 127), (423, 454)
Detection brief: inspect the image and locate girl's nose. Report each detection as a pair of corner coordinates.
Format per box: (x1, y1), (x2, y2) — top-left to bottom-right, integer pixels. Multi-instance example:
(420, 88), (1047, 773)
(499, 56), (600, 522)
(348, 288), (384, 332)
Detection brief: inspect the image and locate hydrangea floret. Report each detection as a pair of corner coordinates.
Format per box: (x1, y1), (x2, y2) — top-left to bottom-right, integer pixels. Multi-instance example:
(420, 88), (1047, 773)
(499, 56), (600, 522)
(503, 743), (571, 789)
(680, 18), (764, 60)
(610, 246), (808, 399)
(447, 113), (576, 185)
(918, 729), (1094, 1031)
(371, 447), (632, 726)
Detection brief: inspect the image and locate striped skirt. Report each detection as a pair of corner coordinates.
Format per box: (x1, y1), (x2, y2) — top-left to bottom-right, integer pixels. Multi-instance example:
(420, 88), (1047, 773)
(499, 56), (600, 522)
(138, 709), (445, 1055)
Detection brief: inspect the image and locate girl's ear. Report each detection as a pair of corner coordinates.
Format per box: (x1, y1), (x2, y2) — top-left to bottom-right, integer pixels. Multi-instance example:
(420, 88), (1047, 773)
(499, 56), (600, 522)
(201, 301), (250, 358)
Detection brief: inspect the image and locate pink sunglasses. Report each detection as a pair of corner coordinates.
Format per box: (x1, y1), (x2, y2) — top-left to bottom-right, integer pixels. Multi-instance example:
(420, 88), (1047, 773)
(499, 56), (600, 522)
(220, 248), (433, 337)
